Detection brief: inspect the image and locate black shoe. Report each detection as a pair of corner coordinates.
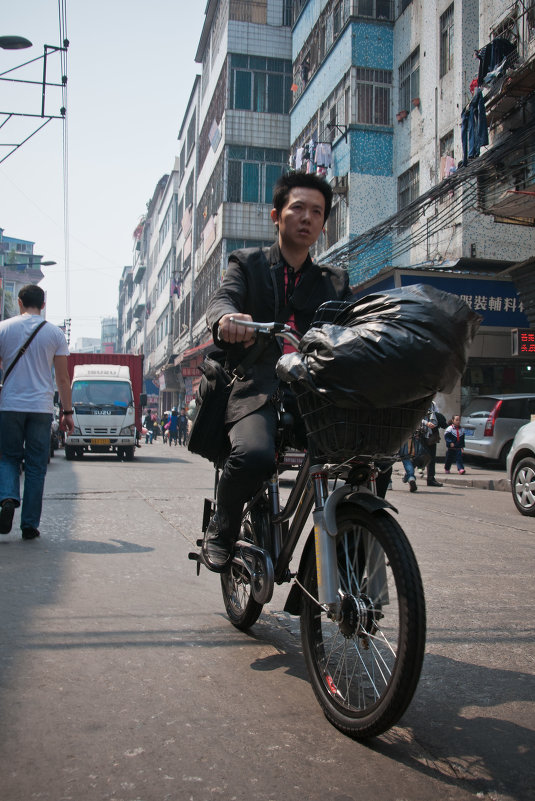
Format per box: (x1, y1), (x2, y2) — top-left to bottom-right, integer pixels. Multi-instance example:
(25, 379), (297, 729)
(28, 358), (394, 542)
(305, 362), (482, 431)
(201, 515), (232, 573)
(409, 477), (418, 492)
(427, 479), (443, 487)
(22, 526), (40, 540)
(0, 499), (16, 534)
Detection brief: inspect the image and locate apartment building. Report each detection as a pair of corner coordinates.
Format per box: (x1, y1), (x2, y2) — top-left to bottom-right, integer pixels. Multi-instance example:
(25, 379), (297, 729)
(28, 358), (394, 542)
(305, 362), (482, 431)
(0, 228), (45, 320)
(172, 0), (293, 404)
(119, 0), (535, 412)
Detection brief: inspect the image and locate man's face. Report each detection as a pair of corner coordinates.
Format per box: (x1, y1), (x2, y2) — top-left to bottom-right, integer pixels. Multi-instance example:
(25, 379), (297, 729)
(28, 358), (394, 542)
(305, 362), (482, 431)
(271, 187), (325, 253)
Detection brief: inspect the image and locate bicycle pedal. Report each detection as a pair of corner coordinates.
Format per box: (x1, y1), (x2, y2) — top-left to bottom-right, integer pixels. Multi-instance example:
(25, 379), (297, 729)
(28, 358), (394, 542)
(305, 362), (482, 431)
(196, 538), (203, 547)
(188, 551), (202, 576)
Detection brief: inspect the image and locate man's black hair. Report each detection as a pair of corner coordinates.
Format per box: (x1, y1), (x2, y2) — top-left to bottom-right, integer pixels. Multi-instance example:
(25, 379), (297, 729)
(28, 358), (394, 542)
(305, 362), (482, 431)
(18, 284), (45, 309)
(272, 172), (333, 223)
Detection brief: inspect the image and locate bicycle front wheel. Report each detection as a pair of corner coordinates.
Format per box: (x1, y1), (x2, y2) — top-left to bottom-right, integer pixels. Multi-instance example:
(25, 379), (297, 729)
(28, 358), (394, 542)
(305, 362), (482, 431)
(300, 505), (426, 739)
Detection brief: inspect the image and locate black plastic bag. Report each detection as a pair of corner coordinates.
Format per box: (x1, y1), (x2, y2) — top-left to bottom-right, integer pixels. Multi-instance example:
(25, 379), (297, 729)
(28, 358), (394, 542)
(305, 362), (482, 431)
(277, 284), (481, 408)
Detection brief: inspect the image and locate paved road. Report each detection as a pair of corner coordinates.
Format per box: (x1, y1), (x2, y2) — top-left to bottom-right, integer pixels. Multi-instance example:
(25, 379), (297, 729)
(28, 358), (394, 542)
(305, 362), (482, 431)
(0, 442), (533, 801)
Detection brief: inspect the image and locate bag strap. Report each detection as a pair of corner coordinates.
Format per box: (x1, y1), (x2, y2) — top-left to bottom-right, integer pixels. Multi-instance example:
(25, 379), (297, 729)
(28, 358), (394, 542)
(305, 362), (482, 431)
(2, 320), (47, 384)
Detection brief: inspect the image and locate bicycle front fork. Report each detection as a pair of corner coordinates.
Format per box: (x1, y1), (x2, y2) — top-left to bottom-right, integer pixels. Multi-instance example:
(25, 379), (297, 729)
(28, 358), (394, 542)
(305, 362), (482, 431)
(311, 469), (340, 617)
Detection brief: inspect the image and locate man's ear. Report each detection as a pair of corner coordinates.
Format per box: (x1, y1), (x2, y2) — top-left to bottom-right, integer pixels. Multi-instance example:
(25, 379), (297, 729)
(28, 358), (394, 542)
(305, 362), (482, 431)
(270, 208), (278, 226)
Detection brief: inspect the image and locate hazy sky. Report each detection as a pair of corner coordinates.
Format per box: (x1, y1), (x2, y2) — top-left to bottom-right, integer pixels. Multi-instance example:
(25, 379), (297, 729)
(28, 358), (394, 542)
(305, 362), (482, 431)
(0, 0), (207, 343)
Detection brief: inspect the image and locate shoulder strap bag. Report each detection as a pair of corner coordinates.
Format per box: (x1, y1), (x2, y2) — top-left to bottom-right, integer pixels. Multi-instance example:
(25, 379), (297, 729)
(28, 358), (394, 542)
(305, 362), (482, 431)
(0, 320), (47, 391)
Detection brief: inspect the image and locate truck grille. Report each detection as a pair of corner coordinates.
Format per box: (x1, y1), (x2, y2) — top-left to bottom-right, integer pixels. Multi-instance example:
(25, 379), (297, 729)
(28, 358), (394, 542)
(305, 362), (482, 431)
(83, 427), (120, 435)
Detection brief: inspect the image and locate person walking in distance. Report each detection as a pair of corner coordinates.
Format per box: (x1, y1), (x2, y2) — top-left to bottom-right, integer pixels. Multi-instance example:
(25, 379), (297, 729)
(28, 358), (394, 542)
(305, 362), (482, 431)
(177, 407), (188, 445)
(0, 284), (74, 540)
(422, 399), (443, 488)
(168, 407), (179, 446)
(444, 414), (466, 474)
(201, 172), (355, 572)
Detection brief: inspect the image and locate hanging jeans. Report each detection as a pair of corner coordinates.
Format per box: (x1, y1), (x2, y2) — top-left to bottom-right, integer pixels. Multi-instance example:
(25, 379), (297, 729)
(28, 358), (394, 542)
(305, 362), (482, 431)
(461, 90), (489, 166)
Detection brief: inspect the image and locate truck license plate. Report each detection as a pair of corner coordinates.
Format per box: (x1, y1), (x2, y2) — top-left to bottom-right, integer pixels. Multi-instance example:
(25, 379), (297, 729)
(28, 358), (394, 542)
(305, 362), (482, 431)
(91, 438), (110, 445)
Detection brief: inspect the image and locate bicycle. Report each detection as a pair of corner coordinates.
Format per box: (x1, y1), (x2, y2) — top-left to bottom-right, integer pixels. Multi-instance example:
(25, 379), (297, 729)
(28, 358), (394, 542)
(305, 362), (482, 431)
(189, 317), (427, 740)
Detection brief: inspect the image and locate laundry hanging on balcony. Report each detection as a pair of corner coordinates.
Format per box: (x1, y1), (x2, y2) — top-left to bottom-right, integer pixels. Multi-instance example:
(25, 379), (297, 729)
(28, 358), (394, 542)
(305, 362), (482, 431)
(476, 37), (517, 86)
(460, 88), (489, 166)
(290, 139), (332, 176)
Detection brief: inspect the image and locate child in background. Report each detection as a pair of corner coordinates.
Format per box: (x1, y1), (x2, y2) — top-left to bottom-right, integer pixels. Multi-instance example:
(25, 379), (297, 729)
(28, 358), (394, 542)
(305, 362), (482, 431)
(444, 414), (466, 474)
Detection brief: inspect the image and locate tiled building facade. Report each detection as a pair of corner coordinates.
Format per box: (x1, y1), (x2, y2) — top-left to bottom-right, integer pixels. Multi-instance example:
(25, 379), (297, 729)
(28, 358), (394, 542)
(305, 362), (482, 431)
(118, 0), (535, 415)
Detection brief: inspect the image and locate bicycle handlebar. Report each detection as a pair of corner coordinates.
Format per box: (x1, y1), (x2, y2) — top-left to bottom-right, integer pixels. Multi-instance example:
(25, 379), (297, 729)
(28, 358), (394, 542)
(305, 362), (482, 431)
(228, 317), (301, 350)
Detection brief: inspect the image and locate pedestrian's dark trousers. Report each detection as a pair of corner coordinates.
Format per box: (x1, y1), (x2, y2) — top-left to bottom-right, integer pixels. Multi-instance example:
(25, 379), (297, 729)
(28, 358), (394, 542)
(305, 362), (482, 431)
(216, 404), (278, 540)
(444, 446), (464, 472)
(426, 443), (437, 481)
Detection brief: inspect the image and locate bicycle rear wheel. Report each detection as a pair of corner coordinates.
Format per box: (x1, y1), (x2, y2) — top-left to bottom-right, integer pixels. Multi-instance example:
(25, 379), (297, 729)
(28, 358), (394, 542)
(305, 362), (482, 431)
(220, 497), (270, 631)
(300, 505), (426, 739)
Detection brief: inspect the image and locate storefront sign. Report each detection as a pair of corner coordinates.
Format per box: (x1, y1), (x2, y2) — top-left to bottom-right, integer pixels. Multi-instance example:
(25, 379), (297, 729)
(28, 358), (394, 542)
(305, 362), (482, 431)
(511, 328), (535, 357)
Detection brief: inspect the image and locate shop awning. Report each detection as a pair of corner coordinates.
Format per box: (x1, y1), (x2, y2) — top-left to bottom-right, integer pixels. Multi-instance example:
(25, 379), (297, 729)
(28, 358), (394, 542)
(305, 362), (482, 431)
(175, 337), (213, 365)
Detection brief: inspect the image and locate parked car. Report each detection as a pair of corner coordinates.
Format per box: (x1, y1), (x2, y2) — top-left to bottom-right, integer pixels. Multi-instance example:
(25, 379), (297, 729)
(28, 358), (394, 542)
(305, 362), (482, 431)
(461, 393), (535, 465)
(506, 420), (535, 516)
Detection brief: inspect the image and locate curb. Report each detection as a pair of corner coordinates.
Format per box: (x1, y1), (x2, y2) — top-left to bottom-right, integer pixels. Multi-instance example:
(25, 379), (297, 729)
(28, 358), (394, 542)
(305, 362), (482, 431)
(393, 466), (510, 493)
(441, 475), (510, 492)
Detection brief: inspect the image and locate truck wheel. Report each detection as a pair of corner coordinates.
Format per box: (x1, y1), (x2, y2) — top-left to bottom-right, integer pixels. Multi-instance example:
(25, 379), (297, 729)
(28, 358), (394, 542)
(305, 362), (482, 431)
(124, 446), (135, 461)
(65, 446), (75, 461)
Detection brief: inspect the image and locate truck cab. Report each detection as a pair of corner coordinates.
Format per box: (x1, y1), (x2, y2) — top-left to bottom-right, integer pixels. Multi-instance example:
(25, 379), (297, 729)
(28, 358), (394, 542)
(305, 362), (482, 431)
(65, 364), (138, 460)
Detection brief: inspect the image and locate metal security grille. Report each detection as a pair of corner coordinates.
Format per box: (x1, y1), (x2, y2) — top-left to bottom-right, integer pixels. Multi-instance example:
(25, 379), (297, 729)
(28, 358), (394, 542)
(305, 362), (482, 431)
(399, 48), (420, 111)
(355, 68), (392, 125)
(440, 4), (454, 77)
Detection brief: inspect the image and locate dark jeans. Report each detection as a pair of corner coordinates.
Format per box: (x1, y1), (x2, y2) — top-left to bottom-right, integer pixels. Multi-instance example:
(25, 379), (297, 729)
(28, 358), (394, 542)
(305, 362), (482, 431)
(0, 410), (52, 530)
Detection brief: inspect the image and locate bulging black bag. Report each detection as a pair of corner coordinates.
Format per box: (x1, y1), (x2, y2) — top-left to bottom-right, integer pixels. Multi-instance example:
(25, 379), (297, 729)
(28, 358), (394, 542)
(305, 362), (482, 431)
(277, 284), (481, 408)
(187, 351), (233, 466)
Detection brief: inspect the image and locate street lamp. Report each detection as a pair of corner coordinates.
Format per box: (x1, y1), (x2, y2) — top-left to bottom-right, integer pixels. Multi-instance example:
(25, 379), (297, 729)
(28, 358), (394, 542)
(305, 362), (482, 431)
(0, 260), (56, 320)
(0, 36), (33, 50)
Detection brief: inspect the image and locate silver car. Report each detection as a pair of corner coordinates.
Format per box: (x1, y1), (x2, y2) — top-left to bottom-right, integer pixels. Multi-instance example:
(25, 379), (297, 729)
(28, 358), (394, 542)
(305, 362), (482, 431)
(506, 420), (535, 516)
(461, 394), (535, 465)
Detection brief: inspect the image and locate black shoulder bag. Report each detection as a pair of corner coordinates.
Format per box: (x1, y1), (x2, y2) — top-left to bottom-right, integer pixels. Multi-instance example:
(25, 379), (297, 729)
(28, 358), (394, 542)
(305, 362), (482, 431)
(0, 320), (47, 394)
(187, 341), (267, 467)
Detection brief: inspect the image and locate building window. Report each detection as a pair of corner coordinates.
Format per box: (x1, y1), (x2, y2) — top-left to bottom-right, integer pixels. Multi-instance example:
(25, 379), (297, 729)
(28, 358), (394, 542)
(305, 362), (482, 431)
(229, 0), (267, 24)
(185, 173), (194, 209)
(440, 130), (454, 159)
(399, 47), (419, 112)
(324, 200), (346, 250)
(355, 1), (393, 20)
(355, 68), (392, 125)
(229, 54), (292, 115)
(333, 1), (342, 35)
(440, 4), (454, 78)
(282, 0), (293, 26)
(398, 162), (420, 215)
(319, 71), (350, 141)
(226, 146), (288, 204)
(186, 114), (196, 159)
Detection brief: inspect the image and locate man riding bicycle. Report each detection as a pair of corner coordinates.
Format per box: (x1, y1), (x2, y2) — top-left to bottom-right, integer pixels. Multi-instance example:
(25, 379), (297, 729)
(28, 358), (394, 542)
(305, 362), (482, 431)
(202, 172), (353, 572)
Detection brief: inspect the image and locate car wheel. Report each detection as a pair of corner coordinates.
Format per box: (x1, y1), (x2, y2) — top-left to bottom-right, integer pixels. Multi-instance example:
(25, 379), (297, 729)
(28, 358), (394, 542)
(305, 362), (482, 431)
(511, 457), (535, 516)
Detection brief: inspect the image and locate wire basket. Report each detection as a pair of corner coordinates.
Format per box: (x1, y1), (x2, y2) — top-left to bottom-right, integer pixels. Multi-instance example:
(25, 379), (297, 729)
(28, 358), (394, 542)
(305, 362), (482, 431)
(294, 387), (432, 462)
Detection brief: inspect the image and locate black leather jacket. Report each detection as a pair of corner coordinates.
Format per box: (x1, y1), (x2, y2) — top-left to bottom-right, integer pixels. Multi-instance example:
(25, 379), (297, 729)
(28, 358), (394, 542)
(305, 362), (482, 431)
(206, 242), (351, 425)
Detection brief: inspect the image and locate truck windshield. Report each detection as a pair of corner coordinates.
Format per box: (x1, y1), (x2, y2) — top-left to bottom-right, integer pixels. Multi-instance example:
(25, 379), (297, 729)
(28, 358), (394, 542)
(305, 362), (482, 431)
(72, 380), (133, 408)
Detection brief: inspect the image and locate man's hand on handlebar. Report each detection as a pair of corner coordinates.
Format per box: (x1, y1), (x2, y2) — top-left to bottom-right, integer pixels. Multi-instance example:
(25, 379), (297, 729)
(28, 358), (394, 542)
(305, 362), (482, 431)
(218, 313), (256, 347)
